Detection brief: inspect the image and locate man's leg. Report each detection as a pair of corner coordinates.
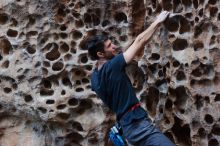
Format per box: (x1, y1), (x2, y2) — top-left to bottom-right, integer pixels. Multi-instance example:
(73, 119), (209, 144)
(122, 118), (175, 146)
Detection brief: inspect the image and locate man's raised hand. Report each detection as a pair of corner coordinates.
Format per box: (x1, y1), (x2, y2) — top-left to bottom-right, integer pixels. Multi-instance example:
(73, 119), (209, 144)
(156, 11), (170, 23)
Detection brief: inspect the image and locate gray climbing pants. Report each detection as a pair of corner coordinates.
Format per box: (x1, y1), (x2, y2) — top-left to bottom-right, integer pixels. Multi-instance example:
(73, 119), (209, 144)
(121, 117), (176, 146)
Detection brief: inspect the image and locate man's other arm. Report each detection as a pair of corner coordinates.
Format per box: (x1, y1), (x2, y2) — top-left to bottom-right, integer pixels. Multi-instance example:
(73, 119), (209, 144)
(123, 11), (170, 64)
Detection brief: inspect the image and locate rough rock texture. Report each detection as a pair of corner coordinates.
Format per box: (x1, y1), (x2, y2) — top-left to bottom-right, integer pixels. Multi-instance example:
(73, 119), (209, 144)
(0, 0), (220, 146)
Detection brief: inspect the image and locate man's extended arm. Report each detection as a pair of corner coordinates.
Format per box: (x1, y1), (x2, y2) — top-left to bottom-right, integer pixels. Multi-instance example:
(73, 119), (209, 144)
(123, 11), (170, 64)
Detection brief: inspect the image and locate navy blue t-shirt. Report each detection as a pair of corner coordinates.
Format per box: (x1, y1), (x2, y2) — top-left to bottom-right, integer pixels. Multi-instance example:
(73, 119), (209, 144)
(91, 53), (147, 125)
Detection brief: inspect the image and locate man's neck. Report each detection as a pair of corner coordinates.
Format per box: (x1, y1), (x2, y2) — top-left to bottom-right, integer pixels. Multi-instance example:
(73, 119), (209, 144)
(97, 59), (107, 70)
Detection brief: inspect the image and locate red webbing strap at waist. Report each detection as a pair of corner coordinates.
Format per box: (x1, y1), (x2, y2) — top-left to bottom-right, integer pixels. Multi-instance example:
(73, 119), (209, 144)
(128, 103), (141, 112)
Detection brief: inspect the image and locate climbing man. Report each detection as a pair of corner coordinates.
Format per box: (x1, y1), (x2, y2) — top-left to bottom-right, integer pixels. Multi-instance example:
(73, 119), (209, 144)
(85, 11), (176, 146)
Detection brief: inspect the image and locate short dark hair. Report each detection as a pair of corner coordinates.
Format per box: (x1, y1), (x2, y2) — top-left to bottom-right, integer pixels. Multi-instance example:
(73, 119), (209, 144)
(85, 35), (108, 60)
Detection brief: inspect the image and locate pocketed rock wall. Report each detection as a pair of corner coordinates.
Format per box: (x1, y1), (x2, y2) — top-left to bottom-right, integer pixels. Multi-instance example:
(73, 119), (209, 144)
(0, 0), (220, 146)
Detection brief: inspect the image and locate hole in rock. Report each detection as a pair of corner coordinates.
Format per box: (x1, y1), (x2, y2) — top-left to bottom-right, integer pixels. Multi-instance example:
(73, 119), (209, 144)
(172, 117), (192, 145)
(43, 61), (50, 67)
(72, 11), (80, 19)
(185, 13), (193, 18)
(4, 87), (12, 93)
(0, 38), (12, 55)
(45, 43), (60, 61)
(164, 16), (179, 32)
(62, 77), (72, 87)
(57, 104), (66, 110)
(7, 29), (18, 37)
(211, 124), (220, 135)
(27, 46), (36, 54)
(84, 13), (92, 23)
(208, 138), (219, 146)
(192, 63), (214, 77)
(204, 96), (210, 103)
(40, 88), (54, 96)
(199, 8), (203, 17)
(64, 54), (72, 61)
(68, 98), (79, 106)
(192, 120), (200, 128)
(75, 87), (84, 92)
(75, 80), (81, 85)
(46, 99), (55, 104)
(24, 95), (33, 102)
(173, 38), (188, 51)
(165, 99), (173, 110)
(0, 13), (9, 24)
(214, 94), (220, 101)
(148, 63), (157, 74)
(27, 31), (38, 37)
(28, 16), (35, 25)
(72, 121), (83, 131)
(193, 41), (204, 51)
(42, 79), (52, 88)
(194, 94), (203, 110)
(195, 17), (199, 23)
(193, 0), (198, 8)
(146, 86), (159, 116)
(176, 71), (186, 81)
(102, 20), (110, 27)
(52, 61), (64, 71)
(82, 78), (89, 84)
(72, 30), (83, 40)
(149, 53), (160, 60)
(210, 35), (216, 45)
(12, 83), (17, 90)
(60, 25), (67, 31)
(61, 90), (66, 95)
(57, 113), (70, 120)
(179, 16), (191, 34)
(75, 19), (84, 28)
(114, 12), (127, 23)
(205, 114), (214, 124)
(208, 0), (217, 5)
(38, 107), (47, 113)
(173, 60), (180, 67)
(66, 132), (83, 142)
(2, 60), (9, 68)
(182, 0), (192, 6)
(60, 42), (69, 53)
(76, 99), (93, 114)
(59, 33), (68, 39)
(79, 54), (88, 63)
(210, 7), (218, 17)
(198, 128), (206, 138)
(162, 0), (172, 11)
(174, 86), (188, 108)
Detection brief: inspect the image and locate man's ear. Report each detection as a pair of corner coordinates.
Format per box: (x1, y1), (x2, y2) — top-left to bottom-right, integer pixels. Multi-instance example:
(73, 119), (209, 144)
(97, 51), (104, 58)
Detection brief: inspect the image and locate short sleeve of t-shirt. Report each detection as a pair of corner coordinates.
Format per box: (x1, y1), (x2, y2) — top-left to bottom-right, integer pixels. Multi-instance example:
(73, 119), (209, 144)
(109, 53), (127, 71)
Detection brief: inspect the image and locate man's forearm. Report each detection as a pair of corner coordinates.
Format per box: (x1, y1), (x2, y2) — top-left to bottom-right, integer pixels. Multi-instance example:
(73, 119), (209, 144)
(136, 20), (160, 44)
(123, 20), (160, 63)
(123, 11), (169, 64)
